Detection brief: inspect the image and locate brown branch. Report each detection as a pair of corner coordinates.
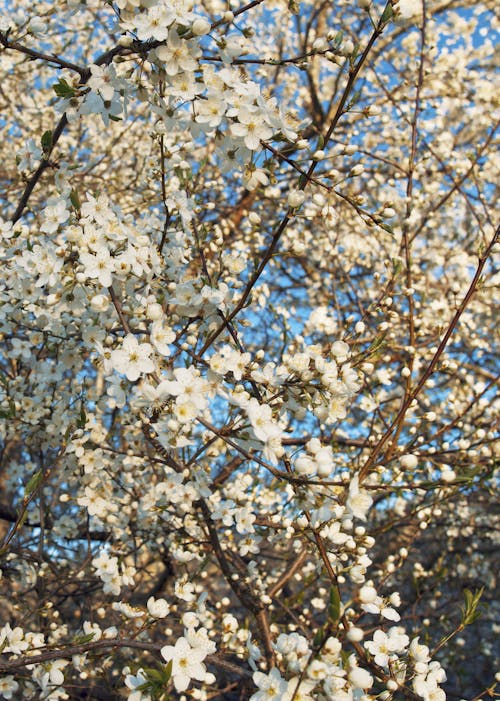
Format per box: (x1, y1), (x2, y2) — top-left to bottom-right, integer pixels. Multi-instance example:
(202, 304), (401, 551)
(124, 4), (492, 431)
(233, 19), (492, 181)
(198, 500), (276, 668)
(198, 4), (393, 356)
(0, 638), (252, 678)
(268, 548), (308, 598)
(0, 33), (86, 75)
(107, 284), (133, 335)
(9, 42), (131, 224)
(359, 224), (500, 481)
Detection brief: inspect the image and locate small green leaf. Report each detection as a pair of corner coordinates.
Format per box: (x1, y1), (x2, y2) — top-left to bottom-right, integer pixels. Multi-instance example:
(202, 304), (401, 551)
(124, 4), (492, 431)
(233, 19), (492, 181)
(328, 586), (341, 623)
(347, 90), (362, 110)
(76, 405), (86, 429)
(53, 78), (76, 98)
(461, 587), (484, 626)
(143, 668), (166, 684)
(392, 257), (404, 276)
(25, 469), (43, 497)
(108, 114), (122, 122)
(71, 633), (97, 644)
(313, 626), (325, 647)
(333, 31), (343, 47)
(70, 188), (81, 211)
(368, 333), (387, 358)
(380, 2), (394, 24)
(41, 130), (53, 155)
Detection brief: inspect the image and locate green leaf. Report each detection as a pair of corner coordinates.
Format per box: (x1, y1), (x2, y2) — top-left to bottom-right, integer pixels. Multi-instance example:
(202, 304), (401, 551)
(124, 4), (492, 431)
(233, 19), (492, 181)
(313, 626), (325, 647)
(41, 130), (53, 155)
(380, 2), (394, 24)
(333, 31), (343, 47)
(25, 469), (43, 497)
(328, 586), (341, 623)
(136, 680), (154, 693)
(76, 405), (86, 429)
(17, 509), (28, 528)
(367, 333), (387, 358)
(108, 114), (122, 122)
(71, 632), (97, 644)
(347, 90), (362, 111)
(53, 78), (76, 98)
(143, 662), (172, 687)
(144, 668), (166, 684)
(70, 188), (81, 211)
(461, 587), (484, 626)
(392, 257), (404, 276)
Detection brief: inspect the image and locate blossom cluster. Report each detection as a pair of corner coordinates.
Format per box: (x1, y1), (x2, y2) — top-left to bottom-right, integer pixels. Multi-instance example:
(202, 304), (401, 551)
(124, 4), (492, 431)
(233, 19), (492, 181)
(0, 0), (497, 699)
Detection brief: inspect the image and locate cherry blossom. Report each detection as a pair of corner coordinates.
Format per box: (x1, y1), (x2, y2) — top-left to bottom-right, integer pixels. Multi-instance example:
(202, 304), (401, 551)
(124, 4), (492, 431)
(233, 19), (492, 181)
(160, 637), (210, 692)
(0, 0), (496, 699)
(110, 334), (155, 381)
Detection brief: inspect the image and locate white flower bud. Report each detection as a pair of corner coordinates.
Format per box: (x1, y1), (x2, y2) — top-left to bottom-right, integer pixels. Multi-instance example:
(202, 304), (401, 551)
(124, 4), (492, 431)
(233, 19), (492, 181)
(288, 189), (306, 208)
(294, 455), (315, 475)
(182, 611), (199, 628)
(28, 17), (46, 35)
(312, 38), (328, 52)
(312, 193), (326, 206)
(316, 462), (331, 478)
(346, 627), (364, 642)
(146, 303), (163, 320)
(359, 585), (377, 603)
(118, 35), (133, 47)
(340, 39), (355, 56)
(147, 597), (170, 619)
(400, 453), (418, 469)
(192, 18), (211, 35)
(90, 294), (110, 312)
(349, 665), (373, 689)
(441, 468), (456, 482)
(382, 207), (396, 218)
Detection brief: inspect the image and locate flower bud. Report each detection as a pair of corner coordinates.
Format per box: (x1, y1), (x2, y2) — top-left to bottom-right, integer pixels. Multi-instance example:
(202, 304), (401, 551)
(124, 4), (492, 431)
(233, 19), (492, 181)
(192, 18), (211, 35)
(288, 189), (306, 208)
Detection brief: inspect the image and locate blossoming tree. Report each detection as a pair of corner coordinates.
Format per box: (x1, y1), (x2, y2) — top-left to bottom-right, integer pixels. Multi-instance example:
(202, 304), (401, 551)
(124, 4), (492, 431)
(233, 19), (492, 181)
(0, 0), (498, 699)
